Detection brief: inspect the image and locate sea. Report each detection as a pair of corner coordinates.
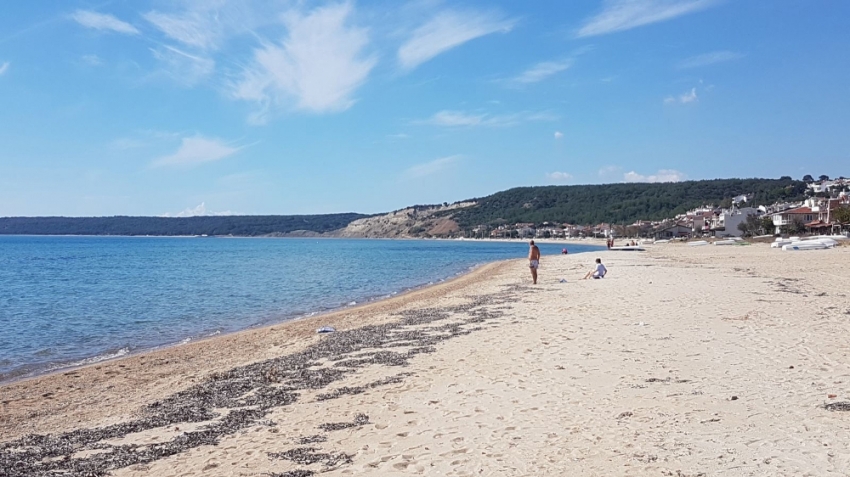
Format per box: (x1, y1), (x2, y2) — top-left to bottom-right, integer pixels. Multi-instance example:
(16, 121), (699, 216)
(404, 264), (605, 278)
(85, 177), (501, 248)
(0, 236), (602, 382)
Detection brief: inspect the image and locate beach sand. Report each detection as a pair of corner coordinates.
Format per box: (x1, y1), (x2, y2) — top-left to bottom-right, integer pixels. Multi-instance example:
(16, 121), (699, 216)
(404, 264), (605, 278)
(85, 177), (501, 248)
(2, 244), (850, 476)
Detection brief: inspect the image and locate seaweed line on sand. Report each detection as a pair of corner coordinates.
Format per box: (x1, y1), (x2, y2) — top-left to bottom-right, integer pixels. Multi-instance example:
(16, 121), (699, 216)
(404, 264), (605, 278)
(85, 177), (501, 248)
(0, 286), (520, 477)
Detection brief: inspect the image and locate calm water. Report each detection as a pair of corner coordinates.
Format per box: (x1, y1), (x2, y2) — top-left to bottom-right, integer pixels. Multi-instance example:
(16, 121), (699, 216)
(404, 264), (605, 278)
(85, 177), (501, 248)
(0, 236), (601, 381)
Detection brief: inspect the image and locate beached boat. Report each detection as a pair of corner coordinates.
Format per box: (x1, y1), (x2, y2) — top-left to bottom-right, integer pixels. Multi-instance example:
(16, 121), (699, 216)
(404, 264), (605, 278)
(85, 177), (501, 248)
(714, 239), (737, 245)
(688, 241), (709, 246)
(782, 242), (828, 251)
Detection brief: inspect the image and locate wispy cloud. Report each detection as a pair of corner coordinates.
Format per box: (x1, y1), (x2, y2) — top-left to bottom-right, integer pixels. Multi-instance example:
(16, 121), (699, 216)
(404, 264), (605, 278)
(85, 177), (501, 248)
(420, 110), (557, 128)
(161, 202), (234, 217)
(403, 155), (462, 178)
(0, 62), (8, 76)
(576, 0), (717, 38)
(150, 44), (215, 86)
(677, 50), (744, 69)
(81, 54), (102, 66)
(508, 59), (572, 85)
(599, 165), (622, 177)
(72, 10), (139, 35)
(144, 9), (218, 51)
(231, 3), (376, 122)
(151, 136), (242, 168)
(398, 9), (515, 71)
(554, 131), (564, 139)
(387, 133), (411, 139)
(664, 87), (698, 104)
(546, 171), (573, 182)
(623, 169), (687, 183)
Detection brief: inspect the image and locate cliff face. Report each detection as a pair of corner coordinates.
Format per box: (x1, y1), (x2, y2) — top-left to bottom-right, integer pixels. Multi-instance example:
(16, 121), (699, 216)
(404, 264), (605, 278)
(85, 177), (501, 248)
(334, 202), (475, 238)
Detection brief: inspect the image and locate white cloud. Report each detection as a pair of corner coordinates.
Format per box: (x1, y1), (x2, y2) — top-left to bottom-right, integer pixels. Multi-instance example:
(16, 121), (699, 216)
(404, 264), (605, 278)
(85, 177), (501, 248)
(665, 87), (698, 104)
(152, 136), (242, 168)
(231, 3), (376, 121)
(403, 155), (462, 178)
(623, 169), (687, 183)
(554, 131), (564, 139)
(387, 133), (411, 139)
(0, 62), (8, 76)
(421, 110), (557, 128)
(509, 59), (572, 85)
(576, 0), (717, 38)
(677, 50), (744, 69)
(398, 9), (515, 71)
(162, 202), (234, 217)
(150, 45), (215, 86)
(680, 87), (698, 103)
(72, 10), (139, 35)
(546, 171), (573, 182)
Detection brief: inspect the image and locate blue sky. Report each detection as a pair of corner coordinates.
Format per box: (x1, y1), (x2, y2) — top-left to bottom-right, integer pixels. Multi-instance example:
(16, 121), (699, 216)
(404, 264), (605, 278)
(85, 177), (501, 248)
(1, 0), (848, 217)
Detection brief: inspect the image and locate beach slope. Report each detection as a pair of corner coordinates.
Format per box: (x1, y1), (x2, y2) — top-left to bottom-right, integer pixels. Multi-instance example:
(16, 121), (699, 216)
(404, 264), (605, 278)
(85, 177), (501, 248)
(2, 245), (850, 476)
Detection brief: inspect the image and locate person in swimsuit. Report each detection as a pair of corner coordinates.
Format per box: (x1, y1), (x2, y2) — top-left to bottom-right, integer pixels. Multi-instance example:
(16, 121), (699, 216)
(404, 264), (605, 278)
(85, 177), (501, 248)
(528, 240), (541, 284)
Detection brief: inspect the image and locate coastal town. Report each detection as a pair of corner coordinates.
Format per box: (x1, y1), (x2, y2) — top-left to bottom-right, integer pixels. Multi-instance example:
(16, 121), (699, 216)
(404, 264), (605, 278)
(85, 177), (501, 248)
(480, 177), (850, 241)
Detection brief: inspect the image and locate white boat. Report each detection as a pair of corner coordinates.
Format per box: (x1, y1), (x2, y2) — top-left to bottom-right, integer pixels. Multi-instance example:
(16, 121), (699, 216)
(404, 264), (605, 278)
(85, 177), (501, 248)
(688, 240), (709, 246)
(654, 239), (671, 244)
(806, 235), (848, 241)
(714, 239), (737, 245)
(782, 242), (828, 251)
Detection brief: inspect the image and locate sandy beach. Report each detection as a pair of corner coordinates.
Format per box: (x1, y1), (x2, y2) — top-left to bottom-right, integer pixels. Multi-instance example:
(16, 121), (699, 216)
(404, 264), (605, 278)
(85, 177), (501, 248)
(3, 243), (850, 476)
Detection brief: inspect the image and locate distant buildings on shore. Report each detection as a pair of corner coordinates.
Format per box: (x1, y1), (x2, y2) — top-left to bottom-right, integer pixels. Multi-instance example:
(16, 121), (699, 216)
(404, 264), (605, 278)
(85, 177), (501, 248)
(473, 178), (850, 240)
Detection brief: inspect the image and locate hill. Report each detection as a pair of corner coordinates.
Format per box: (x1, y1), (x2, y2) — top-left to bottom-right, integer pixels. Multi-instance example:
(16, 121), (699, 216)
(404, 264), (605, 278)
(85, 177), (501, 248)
(443, 178), (808, 228)
(0, 178), (815, 238)
(0, 214), (368, 236)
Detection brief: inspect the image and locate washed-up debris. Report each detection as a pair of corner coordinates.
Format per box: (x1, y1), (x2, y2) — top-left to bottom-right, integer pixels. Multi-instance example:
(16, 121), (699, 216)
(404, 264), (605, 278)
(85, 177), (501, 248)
(297, 435), (327, 445)
(268, 447), (353, 467)
(316, 326), (336, 334)
(269, 470), (315, 477)
(823, 401), (850, 412)
(0, 289), (517, 477)
(318, 413), (370, 432)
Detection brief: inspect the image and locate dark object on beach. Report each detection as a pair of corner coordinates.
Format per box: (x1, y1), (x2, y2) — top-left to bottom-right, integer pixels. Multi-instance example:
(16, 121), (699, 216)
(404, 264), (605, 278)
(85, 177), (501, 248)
(823, 402), (850, 412)
(318, 413), (370, 432)
(731, 396), (739, 401)
(789, 366), (794, 369)
(269, 469), (316, 477)
(297, 435), (327, 445)
(828, 394), (837, 399)
(269, 447), (353, 467)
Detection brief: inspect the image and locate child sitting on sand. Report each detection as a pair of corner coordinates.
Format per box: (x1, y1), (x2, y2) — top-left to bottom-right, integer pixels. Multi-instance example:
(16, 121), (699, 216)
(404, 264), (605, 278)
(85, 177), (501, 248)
(583, 258), (607, 280)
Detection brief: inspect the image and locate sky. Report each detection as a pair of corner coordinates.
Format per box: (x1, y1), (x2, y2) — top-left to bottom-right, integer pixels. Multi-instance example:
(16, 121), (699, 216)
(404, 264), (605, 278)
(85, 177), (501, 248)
(1, 0), (848, 217)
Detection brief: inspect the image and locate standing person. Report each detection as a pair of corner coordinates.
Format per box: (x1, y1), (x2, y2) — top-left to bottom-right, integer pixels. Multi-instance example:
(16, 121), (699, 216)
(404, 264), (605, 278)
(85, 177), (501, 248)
(583, 258), (608, 279)
(528, 240), (541, 284)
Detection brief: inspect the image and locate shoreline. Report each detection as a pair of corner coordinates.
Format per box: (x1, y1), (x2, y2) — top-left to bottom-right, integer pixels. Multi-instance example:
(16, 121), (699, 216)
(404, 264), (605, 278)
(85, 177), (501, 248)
(6, 244), (846, 475)
(0, 257), (507, 388)
(2, 239), (604, 386)
(0, 257), (518, 441)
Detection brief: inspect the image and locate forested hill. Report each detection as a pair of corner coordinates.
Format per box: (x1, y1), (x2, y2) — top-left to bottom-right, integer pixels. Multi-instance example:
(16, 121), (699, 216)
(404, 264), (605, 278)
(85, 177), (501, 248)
(0, 178), (813, 236)
(0, 214), (368, 236)
(446, 178), (808, 227)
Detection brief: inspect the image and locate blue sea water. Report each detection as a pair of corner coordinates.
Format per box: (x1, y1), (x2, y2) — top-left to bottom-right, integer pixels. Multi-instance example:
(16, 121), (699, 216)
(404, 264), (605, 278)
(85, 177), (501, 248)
(0, 236), (601, 382)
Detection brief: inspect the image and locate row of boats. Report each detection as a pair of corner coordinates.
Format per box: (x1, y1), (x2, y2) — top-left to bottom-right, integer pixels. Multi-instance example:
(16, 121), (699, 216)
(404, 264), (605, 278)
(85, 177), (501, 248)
(771, 235), (848, 251)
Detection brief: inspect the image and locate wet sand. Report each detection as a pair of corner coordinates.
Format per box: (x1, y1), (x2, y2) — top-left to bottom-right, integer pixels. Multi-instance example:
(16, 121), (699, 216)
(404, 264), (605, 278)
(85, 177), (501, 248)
(2, 244), (850, 476)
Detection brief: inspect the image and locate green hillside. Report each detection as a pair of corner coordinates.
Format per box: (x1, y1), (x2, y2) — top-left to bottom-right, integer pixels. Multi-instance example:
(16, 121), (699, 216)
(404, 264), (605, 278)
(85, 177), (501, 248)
(447, 178), (808, 227)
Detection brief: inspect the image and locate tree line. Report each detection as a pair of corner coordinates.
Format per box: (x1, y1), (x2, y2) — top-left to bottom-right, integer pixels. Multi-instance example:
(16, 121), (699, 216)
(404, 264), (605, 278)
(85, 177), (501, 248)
(0, 214), (368, 236)
(444, 178), (808, 227)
